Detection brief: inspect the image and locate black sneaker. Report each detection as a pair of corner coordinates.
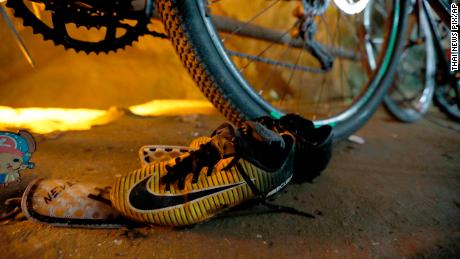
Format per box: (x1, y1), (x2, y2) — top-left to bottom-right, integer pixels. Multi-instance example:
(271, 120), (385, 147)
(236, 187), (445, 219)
(256, 114), (333, 183)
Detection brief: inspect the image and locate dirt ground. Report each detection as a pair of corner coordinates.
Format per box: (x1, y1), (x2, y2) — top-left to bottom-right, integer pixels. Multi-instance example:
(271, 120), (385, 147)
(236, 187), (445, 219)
(0, 110), (459, 259)
(1, 7), (460, 258)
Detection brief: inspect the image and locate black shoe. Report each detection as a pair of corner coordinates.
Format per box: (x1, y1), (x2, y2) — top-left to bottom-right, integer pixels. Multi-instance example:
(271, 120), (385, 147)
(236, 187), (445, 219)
(255, 114), (333, 183)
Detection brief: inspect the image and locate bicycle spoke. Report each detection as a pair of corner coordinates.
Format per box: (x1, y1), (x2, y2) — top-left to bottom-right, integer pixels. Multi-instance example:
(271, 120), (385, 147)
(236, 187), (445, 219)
(221, 0), (280, 42)
(313, 76), (328, 120)
(260, 44), (294, 95)
(206, 0), (383, 120)
(337, 11), (347, 107)
(281, 47), (304, 101)
(239, 24), (296, 72)
(228, 50), (325, 73)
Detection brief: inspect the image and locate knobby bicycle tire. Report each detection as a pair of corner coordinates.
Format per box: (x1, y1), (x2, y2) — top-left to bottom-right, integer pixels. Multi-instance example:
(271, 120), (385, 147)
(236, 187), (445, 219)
(155, 0), (410, 141)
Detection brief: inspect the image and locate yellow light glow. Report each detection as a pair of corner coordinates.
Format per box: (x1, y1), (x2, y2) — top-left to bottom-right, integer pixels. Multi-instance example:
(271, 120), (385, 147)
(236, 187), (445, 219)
(129, 100), (215, 116)
(0, 100), (216, 134)
(0, 106), (109, 134)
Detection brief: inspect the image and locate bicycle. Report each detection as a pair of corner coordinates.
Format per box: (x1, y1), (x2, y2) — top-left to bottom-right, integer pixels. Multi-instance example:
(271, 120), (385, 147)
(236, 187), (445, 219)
(2, 0), (411, 140)
(381, 0), (460, 123)
(428, 0), (460, 122)
(380, 0), (436, 123)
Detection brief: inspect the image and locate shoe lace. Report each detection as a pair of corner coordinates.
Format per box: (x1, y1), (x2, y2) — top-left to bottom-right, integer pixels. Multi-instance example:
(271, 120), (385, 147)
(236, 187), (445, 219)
(160, 120), (285, 190)
(160, 121), (316, 219)
(161, 123), (237, 191)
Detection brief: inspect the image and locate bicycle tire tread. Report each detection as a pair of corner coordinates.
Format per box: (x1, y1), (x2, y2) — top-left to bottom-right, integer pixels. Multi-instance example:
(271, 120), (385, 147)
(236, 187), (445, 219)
(155, 0), (245, 126)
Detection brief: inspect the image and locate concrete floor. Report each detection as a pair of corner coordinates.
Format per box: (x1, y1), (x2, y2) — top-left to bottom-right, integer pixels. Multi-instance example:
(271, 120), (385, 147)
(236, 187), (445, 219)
(0, 109), (459, 258)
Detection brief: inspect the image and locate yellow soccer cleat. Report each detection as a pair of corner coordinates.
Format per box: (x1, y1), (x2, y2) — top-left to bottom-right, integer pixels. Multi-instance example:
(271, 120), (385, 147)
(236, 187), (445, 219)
(138, 136), (212, 167)
(110, 122), (296, 226)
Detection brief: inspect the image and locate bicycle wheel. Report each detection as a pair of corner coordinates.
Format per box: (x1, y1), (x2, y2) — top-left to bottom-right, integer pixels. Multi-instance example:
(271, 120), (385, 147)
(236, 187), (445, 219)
(155, 0), (409, 140)
(431, 11), (460, 122)
(434, 82), (460, 122)
(374, 2), (436, 122)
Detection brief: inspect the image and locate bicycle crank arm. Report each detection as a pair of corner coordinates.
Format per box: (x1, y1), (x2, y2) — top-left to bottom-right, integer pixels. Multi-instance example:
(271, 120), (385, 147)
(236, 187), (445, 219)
(0, 3), (35, 67)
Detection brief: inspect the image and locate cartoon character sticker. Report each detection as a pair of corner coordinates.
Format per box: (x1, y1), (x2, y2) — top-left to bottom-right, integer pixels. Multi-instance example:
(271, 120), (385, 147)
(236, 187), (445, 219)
(0, 130), (36, 187)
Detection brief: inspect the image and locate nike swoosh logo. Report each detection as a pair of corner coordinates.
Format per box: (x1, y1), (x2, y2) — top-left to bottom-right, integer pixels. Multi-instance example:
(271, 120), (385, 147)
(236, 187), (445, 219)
(128, 175), (245, 212)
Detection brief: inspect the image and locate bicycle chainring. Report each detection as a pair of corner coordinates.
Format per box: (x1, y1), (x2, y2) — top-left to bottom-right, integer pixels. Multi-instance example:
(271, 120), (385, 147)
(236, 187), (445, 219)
(6, 0), (158, 54)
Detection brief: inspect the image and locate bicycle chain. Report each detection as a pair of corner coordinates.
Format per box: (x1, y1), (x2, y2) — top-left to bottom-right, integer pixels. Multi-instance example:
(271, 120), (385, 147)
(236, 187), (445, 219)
(6, 0), (167, 54)
(226, 49), (326, 74)
(224, 0), (331, 73)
